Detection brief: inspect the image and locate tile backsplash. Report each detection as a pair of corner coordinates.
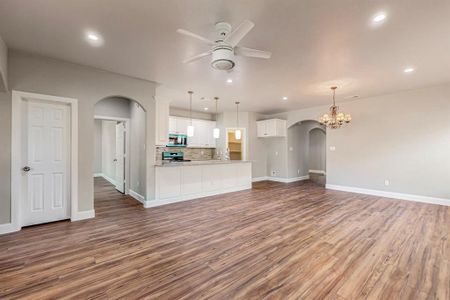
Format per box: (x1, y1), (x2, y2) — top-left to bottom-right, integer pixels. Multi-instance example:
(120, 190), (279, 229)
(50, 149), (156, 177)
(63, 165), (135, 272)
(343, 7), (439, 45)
(156, 147), (215, 161)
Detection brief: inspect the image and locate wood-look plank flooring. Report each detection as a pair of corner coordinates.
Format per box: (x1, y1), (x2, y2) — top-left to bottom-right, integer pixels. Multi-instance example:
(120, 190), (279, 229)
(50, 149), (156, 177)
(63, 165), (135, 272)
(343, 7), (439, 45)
(1, 177), (449, 299)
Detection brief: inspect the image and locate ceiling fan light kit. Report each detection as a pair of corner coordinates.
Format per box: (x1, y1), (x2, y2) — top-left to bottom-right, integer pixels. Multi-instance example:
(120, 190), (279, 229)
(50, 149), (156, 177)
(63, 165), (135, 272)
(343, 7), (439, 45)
(177, 20), (271, 71)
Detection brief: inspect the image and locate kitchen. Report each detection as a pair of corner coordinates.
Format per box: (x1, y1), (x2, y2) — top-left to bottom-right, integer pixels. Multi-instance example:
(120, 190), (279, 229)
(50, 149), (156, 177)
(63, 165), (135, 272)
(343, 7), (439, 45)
(151, 98), (252, 207)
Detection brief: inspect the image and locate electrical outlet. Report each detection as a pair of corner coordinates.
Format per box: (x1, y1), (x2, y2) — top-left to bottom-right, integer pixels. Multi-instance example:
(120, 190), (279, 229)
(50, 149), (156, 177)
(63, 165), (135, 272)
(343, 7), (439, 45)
(275, 151), (279, 156)
(329, 146), (336, 151)
(384, 179), (390, 186)
(289, 146), (293, 151)
(297, 169), (300, 175)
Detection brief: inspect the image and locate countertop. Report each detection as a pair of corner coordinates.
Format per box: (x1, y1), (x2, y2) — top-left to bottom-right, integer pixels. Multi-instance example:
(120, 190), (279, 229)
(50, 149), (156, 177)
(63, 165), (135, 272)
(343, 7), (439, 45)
(154, 160), (251, 167)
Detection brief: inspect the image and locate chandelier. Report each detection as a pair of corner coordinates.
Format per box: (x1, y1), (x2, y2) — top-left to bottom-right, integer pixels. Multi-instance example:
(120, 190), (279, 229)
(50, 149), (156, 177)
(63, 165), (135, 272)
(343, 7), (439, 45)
(319, 86), (352, 129)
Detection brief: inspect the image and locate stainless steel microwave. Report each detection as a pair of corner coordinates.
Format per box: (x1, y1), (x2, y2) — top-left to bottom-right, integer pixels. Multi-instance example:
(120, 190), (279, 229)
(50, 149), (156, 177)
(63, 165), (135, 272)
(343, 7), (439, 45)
(167, 133), (187, 147)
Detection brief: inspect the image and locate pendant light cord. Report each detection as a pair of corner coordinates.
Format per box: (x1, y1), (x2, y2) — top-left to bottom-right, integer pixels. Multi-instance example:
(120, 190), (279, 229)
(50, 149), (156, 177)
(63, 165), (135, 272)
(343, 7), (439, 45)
(235, 101), (240, 127)
(188, 91), (193, 125)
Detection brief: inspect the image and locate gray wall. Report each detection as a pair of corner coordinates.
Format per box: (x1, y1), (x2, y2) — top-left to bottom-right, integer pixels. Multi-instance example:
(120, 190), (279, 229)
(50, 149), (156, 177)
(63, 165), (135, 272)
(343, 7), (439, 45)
(93, 120), (102, 174)
(287, 124), (307, 178)
(101, 120), (117, 181)
(0, 50), (157, 224)
(95, 97), (131, 119)
(170, 107), (214, 121)
(278, 84), (450, 199)
(129, 101), (146, 196)
(309, 128), (326, 172)
(0, 35), (7, 91)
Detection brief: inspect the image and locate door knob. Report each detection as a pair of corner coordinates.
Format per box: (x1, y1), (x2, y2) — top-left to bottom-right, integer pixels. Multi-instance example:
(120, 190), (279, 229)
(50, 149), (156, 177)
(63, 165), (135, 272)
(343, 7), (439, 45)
(22, 166), (31, 172)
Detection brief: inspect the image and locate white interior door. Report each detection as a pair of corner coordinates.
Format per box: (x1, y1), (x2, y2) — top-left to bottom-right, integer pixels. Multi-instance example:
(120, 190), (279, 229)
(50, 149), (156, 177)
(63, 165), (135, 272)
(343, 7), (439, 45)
(115, 122), (125, 193)
(22, 100), (71, 226)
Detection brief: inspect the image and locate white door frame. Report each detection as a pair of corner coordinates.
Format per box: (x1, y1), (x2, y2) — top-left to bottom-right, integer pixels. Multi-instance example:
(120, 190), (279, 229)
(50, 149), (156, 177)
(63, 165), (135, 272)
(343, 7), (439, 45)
(11, 91), (78, 232)
(225, 127), (247, 160)
(94, 115), (130, 194)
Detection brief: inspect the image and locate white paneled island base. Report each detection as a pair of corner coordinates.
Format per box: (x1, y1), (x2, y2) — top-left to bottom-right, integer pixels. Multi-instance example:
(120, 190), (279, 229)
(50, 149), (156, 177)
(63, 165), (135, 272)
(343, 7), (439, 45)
(147, 161), (252, 208)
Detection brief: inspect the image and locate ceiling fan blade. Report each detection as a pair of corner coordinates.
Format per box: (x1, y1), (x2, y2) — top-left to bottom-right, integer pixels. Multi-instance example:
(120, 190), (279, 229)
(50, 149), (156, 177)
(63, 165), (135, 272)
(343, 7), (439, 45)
(183, 51), (212, 64)
(224, 20), (255, 47)
(176, 29), (215, 45)
(235, 46), (272, 59)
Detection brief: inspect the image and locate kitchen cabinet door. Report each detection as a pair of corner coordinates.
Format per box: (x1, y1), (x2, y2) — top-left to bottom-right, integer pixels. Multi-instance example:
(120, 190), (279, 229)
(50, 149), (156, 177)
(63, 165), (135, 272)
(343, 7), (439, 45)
(169, 117), (177, 133)
(257, 120), (267, 137)
(176, 118), (189, 134)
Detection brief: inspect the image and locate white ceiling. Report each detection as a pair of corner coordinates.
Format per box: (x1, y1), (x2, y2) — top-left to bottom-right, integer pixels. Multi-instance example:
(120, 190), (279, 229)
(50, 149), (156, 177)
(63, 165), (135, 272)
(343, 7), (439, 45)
(1, 0), (450, 113)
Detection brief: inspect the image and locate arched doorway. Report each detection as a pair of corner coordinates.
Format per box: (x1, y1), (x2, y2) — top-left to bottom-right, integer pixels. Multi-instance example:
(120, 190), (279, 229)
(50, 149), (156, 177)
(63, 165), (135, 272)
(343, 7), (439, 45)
(287, 120), (326, 186)
(308, 127), (326, 186)
(93, 96), (147, 208)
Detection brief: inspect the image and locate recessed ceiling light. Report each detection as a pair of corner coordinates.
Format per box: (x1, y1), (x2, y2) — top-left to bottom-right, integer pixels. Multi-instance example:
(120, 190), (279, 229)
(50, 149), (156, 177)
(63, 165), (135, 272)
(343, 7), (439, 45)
(87, 33), (99, 41)
(404, 67), (415, 73)
(373, 13), (386, 23)
(282, 96), (288, 100)
(226, 78), (233, 83)
(204, 107), (208, 111)
(85, 31), (104, 46)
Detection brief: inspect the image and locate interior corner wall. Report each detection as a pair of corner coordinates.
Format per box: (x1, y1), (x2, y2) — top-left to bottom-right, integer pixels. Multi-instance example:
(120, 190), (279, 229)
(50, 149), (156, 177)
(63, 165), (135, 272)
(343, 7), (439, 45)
(0, 50), (157, 225)
(0, 35), (8, 91)
(0, 91), (11, 223)
(129, 101), (146, 197)
(247, 112), (267, 178)
(93, 119), (102, 174)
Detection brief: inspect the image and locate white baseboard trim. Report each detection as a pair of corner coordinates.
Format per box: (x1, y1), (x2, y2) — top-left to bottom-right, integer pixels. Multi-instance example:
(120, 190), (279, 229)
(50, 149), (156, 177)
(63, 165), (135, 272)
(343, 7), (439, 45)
(100, 174), (116, 186)
(93, 173), (116, 185)
(71, 209), (96, 221)
(0, 222), (20, 235)
(252, 176), (309, 183)
(129, 189), (145, 204)
(252, 176), (268, 182)
(269, 175), (310, 183)
(326, 184), (450, 207)
(144, 184), (252, 208)
(309, 170), (326, 175)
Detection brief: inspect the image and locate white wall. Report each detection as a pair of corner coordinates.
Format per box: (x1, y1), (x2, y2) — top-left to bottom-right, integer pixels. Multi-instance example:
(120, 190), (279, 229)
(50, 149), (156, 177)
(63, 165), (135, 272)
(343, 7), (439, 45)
(93, 120), (102, 174)
(101, 121), (117, 182)
(0, 35), (7, 91)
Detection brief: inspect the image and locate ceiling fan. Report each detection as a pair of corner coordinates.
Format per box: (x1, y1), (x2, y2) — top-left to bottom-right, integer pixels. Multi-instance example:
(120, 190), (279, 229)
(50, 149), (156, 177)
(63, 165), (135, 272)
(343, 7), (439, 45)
(177, 20), (272, 71)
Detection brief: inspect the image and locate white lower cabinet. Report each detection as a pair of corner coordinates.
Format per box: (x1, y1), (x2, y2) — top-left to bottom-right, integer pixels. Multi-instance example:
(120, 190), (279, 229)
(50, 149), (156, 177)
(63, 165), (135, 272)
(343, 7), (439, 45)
(154, 162), (252, 205)
(181, 166), (203, 196)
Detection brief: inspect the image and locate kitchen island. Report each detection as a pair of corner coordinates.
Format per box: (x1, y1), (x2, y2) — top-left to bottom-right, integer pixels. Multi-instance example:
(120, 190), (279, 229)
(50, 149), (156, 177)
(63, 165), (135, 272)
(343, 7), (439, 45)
(147, 160), (252, 208)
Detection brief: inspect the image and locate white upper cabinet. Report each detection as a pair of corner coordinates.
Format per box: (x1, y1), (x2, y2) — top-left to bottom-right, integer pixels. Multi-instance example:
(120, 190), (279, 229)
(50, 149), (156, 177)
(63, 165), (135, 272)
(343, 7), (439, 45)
(257, 119), (287, 137)
(155, 97), (170, 146)
(169, 116), (216, 148)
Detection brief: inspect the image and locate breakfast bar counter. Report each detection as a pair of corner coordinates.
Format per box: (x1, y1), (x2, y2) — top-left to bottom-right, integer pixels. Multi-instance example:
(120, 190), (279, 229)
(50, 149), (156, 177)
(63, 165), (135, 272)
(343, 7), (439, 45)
(148, 160), (252, 207)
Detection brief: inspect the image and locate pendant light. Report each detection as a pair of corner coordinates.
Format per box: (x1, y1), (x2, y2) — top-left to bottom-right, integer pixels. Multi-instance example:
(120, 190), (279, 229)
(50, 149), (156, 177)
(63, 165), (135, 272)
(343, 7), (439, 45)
(235, 101), (241, 140)
(213, 97), (220, 139)
(187, 91), (195, 137)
